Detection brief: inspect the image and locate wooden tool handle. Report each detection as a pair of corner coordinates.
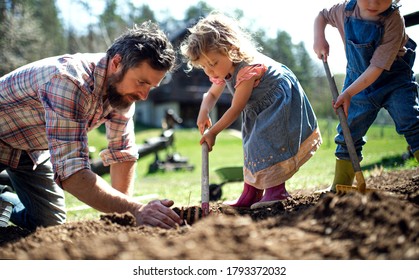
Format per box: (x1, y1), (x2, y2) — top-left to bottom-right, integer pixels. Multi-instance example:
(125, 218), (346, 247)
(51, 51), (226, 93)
(322, 60), (362, 173)
(201, 142), (210, 216)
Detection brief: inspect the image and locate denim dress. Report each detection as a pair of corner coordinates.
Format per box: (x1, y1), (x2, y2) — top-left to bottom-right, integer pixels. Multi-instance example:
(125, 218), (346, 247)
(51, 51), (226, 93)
(335, 0), (419, 160)
(224, 53), (321, 189)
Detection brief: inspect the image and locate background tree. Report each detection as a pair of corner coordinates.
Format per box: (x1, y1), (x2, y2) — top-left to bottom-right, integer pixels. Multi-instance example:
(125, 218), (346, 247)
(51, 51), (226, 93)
(98, 0), (126, 47)
(29, 0), (65, 56)
(0, 0), (65, 75)
(0, 1), (46, 75)
(184, 1), (212, 20)
(126, 3), (156, 24)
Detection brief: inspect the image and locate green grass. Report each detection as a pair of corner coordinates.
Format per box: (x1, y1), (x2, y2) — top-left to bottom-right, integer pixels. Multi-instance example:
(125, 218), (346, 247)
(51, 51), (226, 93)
(65, 118), (417, 221)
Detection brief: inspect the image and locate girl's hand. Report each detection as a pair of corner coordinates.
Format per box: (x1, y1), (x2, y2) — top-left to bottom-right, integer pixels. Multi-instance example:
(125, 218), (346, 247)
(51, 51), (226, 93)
(333, 92), (352, 118)
(200, 130), (216, 152)
(197, 113), (212, 135)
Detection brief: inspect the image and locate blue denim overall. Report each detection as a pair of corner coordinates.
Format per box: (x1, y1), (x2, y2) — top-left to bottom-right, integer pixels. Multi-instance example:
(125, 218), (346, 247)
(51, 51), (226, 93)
(335, 0), (419, 160)
(225, 54), (321, 188)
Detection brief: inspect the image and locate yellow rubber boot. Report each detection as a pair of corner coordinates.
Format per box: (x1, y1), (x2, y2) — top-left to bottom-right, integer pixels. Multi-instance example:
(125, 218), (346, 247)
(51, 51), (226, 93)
(331, 159), (355, 192)
(414, 150), (419, 162)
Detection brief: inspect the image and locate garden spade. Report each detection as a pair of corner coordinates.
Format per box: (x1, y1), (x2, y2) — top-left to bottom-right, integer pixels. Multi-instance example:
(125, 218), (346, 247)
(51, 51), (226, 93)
(322, 59), (373, 194)
(201, 142), (210, 216)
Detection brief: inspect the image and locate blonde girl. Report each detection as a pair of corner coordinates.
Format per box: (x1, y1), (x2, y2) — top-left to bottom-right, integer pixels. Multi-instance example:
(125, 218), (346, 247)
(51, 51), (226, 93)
(181, 12), (322, 208)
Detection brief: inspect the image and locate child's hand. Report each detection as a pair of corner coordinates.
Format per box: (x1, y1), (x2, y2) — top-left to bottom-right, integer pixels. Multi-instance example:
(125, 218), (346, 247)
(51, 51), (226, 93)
(333, 92), (352, 118)
(313, 38), (329, 61)
(197, 113), (212, 135)
(200, 130), (216, 152)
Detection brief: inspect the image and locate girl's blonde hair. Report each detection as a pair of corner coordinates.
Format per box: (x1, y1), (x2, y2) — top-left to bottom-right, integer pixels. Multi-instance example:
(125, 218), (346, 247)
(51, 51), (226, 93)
(180, 11), (261, 72)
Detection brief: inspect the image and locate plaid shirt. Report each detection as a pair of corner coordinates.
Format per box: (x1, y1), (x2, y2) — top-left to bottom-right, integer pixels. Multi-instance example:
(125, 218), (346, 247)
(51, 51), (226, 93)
(0, 53), (138, 185)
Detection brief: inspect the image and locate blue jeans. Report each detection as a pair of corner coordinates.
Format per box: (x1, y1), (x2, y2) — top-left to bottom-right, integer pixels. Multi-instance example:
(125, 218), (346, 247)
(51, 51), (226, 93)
(335, 82), (419, 160)
(0, 152), (66, 230)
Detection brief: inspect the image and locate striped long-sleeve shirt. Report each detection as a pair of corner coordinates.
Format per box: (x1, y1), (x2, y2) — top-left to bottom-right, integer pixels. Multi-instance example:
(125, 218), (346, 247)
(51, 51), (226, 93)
(0, 53), (138, 185)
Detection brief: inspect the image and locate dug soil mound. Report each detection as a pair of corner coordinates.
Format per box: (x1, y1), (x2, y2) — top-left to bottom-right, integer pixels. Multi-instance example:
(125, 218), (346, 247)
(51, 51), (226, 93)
(0, 167), (418, 260)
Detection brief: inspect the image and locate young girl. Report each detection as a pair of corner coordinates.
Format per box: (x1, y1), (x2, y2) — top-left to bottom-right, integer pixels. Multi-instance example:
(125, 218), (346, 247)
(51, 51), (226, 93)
(180, 12), (322, 209)
(313, 0), (419, 192)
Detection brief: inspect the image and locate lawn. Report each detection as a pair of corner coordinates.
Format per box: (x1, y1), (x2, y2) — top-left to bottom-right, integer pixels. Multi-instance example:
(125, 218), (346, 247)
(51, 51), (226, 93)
(66, 118), (416, 221)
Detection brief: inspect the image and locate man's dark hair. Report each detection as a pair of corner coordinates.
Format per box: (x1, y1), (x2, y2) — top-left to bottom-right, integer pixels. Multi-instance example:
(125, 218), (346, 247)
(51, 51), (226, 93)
(107, 21), (176, 76)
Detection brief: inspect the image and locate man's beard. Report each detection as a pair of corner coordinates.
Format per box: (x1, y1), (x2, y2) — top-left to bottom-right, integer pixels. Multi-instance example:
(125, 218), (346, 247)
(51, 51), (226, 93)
(107, 84), (132, 113)
(106, 72), (132, 114)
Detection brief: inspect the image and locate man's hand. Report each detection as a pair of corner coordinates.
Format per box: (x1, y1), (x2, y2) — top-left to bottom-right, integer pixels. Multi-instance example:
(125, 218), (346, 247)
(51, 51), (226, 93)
(134, 199), (183, 229)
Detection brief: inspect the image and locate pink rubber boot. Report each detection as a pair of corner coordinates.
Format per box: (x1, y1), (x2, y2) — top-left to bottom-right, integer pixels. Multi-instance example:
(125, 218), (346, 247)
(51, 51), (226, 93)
(250, 182), (290, 209)
(223, 183), (263, 208)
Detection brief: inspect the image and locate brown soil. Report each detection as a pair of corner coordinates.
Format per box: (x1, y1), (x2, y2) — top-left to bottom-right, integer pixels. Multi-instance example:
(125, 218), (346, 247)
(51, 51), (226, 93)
(0, 167), (418, 260)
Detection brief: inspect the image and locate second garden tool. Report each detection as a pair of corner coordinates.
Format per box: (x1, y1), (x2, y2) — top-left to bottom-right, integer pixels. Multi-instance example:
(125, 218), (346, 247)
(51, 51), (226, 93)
(322, 59), (374, 194)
